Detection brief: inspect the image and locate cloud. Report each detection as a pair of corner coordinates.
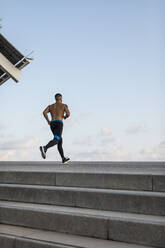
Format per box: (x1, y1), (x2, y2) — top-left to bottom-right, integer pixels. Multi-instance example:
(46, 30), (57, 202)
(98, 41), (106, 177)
(0, 136), (42, 161)
(139, 148), (157, 159)
(101, 137), (115, 145)
(0, 125), (5, 138)
(0, 149), (39, 161)
(1, 128), (164, 162)
(65, 117), (77, 126)
(100, 127), (112, 136)
(139, 140), (165, 160)
(73, 136), (94, 146)
(99, 127), (115, 145)
(77, 112), (92, 119)
(0, 125), (5, 130)
(69, 138), (165, 161)
(125, 123), (148, 134)
(0, 137), (39, 150)
(0, 150), (16, 160)
(73, 127), (114, 147)
(159, 141), (165, 147)
(69, 144), (132, 161)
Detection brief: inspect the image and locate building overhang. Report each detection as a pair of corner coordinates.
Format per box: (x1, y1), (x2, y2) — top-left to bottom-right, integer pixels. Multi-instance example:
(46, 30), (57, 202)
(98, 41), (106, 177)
(0, 33), (32, 86)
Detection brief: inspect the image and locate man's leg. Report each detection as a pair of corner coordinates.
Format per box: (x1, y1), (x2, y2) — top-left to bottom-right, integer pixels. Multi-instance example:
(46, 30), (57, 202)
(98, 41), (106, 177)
(58, 138), (70, 164)
(40, 135), (60, 159)
(40, 121), (69, 162)
(45, 135), (60, 152)
(57, 138), (64, 159)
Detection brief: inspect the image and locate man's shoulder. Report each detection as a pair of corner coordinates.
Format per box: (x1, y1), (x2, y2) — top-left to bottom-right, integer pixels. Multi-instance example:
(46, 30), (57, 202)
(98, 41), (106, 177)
(63, 103), (68, 107)
(48, 103), (56, 110)
(58, 103), (67, 108)
(49, 103), (55, 107)
(49, 103), (68, 108)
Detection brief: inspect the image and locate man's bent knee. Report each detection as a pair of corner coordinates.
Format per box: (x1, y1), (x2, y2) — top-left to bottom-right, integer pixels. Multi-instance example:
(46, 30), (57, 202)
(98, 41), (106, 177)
(54, 135), (60, 142)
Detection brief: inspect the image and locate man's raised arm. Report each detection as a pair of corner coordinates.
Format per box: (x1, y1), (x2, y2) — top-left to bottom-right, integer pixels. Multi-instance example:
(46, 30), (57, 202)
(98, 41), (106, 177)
(64, 104), (70, 119)
(43, 106), (51, 125)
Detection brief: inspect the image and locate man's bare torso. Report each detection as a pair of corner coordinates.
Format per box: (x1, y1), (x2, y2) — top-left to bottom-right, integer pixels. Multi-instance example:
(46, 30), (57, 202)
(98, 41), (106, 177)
(49, 103), (67, 121)
(43, 98), (70, 125)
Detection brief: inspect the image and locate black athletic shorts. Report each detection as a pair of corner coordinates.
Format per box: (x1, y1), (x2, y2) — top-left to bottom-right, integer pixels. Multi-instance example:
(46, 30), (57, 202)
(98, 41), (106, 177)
(50, 120), (63, 141)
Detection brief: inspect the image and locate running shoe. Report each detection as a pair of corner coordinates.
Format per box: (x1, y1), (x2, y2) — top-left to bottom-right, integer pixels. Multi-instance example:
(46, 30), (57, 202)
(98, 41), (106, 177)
(39, 146), (46, 159)
(62, 157), (70, 164)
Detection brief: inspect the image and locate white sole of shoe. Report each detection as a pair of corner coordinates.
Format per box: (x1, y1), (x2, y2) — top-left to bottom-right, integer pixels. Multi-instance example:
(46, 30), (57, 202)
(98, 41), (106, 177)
(62, 159), (70, 164)
(39, 146), (46, 159)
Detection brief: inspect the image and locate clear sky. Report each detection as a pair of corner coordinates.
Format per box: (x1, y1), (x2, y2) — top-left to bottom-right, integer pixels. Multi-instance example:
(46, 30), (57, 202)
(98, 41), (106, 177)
(0, 0), (164, 161)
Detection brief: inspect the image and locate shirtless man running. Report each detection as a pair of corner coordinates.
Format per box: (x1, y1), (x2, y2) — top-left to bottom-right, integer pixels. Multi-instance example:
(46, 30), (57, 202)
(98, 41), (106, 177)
(40, 93), (70, 163)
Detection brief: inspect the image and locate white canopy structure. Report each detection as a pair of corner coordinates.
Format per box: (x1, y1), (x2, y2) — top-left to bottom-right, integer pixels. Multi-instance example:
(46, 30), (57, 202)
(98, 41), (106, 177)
(0, 33), (32, 86)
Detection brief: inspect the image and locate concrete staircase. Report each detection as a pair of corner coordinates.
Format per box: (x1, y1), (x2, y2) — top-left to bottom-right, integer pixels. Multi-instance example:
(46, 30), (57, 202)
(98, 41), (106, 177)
(0, 161), (164, 248)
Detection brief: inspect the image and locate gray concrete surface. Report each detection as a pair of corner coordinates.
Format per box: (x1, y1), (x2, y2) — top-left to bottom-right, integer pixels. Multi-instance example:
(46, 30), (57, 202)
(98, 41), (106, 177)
(0, 233), (15, 248)
(0, 200), (164, 247)
(0, 161), (165, 191)
(0, 161), (164, 247)
(0, 184), (164, 215)
(0, 161), (165, 174)
(0, 171), (56, 186)
(56, 172), (154, 191)
(0, 171), (154, 191)
(0, 224), (152, 248)
(153, 175), (165, 192)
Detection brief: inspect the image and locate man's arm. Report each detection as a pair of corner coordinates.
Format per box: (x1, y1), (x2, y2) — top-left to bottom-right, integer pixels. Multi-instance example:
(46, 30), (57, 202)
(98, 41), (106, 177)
(43, 106), (51, 125)
(64, 104), (70, 119)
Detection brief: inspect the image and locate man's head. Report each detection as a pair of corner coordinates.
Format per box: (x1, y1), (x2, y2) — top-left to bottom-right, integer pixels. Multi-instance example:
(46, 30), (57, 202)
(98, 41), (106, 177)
(55, 93), (62, 102)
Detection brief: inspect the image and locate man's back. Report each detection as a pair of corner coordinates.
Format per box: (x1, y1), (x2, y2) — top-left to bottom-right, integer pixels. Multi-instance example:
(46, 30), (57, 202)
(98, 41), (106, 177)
(49, 102), (69, 121)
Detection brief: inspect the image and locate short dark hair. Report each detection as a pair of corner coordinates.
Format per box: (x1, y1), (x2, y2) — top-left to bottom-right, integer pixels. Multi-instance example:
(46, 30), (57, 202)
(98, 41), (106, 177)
(55, 93), (62, 101)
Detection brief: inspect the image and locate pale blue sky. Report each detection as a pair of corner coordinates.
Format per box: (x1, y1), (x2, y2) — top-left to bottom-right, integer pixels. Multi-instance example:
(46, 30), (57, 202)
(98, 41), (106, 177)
(0, 0), (164, 161)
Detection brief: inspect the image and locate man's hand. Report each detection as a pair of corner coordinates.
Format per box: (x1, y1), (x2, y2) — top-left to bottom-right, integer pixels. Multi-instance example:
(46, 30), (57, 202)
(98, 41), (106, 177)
(43, 106), (51, 124)
(64, 105), (70, 119)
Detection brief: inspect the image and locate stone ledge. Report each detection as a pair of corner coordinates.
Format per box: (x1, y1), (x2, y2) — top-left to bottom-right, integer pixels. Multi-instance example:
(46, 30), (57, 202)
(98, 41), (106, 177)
(0, 224), (154, 248)
(0, 184), (164, 215)
(0, 201), (164, 247)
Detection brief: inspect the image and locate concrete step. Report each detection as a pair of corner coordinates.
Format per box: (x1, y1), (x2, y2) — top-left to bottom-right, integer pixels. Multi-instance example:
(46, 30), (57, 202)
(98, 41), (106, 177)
(0, 171), (164, 192)
(0, 184), (164, 216)
(0, 161), (165, 169)
(0, 224), (152, 248)
(0, 161), (164, 192)
(0, 162), (165, 176)
(0, 201), (164, 247)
